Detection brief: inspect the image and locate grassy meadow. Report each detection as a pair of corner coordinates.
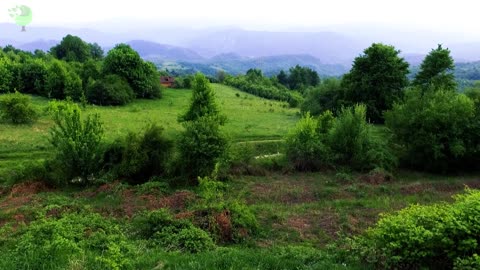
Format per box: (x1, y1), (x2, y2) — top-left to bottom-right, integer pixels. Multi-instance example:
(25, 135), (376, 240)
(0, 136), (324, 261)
(0, 84), (299, 181)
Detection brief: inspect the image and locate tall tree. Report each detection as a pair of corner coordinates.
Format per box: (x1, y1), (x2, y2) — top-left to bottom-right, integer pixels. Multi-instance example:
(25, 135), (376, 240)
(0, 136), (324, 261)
(50, 35), (91, 62)
(413, 44), (456, 91)
(342, 43), (409, 123)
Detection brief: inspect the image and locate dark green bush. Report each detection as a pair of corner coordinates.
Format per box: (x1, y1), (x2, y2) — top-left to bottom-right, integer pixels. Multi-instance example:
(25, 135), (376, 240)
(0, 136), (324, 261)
(87, 74), (135, 105)
(352, 189), (480, 270)
(132, 209), (215, 253)
(177, 116), (228, 183)
(102, 124), (173, 185)
(328, 104), (397, 171)
(48, 100), (104, 185)
(0, 92), (38, 124)
(385, 88), (480, 172)
(286, 105), (396, 172)
(285, 112), (330, 170)
(301, 78), (346, 116)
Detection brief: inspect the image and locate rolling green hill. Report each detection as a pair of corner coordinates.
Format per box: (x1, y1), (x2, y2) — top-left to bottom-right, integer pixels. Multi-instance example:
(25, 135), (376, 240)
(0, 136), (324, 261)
(0, 84), (299, 179)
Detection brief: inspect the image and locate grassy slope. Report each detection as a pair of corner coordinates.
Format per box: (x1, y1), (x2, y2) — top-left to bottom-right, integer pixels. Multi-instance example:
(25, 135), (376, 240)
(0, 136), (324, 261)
(0, 84), (299, 180)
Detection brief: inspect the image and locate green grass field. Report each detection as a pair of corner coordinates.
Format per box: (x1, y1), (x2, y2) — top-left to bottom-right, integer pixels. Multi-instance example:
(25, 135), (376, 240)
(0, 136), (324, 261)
(0, 84), (299, 180)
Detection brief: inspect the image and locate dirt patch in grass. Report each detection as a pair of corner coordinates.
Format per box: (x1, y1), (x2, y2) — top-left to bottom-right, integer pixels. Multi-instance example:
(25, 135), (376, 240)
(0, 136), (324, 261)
(359, 171), (393, 185)
(399, 181), (480, 195)
(249, 182), (316, 204)
(399, 183), (431, 195)
(9, 181), (51, 197)
(0, 182), (50, 213)
(283, 211), (340, 243)
(119, 190), (196, 218)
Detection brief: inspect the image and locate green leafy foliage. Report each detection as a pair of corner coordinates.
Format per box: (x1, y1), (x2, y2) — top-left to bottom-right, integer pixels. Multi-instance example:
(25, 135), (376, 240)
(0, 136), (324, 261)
(328, 105), (396, 171)
(301, 78), (345, 116)
(102, 124), (173, 184)
(196, 176), (259, 242)
(413, 44), (457, 91)
(179, 73), (224, 123)
(48, 100), (104, 185)
(286, 105), (396, 172)
(0, 57), (15, 92)
(132, 209), (216, 253)
(285, 112), (330, 170)
(177, 116), (228, 182)
(0, 92), (38, 124)
(342, 43), (410, 123)
(17, 58), (48, 95)
(103, 44), (162, 99)
(352, 189), (480, 270)
(50, 34), (92, 62)
(284, 65), (321, 92)
(45, 60), (83, 100)
(385, 88), (480, 172)
(87, 74), (135, 105)
(0, 212), (133, 270)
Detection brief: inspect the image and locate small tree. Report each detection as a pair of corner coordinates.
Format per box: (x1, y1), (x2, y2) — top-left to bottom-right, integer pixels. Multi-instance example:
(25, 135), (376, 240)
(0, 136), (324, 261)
(177, 73), (227, 183)
(179, 73), (224, 123)
(413, 44), (456, 91)
(49, 101), (104, 184)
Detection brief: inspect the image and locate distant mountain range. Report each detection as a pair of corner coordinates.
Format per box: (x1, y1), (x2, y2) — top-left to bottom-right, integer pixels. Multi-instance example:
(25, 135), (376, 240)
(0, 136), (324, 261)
(2, 23), (480, 77)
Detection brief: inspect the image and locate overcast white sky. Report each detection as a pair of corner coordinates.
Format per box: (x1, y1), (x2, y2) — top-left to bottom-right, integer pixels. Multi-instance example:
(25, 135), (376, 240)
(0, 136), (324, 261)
(1, 0), (480, 34)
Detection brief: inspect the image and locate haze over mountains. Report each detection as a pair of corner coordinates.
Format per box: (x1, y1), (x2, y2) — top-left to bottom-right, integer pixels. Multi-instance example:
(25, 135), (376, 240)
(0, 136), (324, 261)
(2, 22), (480, 76)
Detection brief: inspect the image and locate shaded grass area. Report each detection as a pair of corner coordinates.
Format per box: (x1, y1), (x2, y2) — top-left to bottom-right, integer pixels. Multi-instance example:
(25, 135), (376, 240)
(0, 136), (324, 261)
(0, 84), (299, 181)
(0, 170), (478, 269)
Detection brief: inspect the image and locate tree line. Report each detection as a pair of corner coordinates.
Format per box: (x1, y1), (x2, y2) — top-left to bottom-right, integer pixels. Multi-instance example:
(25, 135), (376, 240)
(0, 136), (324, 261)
(0, 35), (162, 106)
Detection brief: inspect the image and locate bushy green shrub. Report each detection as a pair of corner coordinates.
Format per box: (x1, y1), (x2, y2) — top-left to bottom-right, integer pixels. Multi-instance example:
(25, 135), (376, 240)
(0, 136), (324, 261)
(285, 112), (330, 170)
(286, 105), (396, 172)
(132, 209), (215, 253)
(385, 88), (480, 172)
(328, 104), (397, 171)
(102, 124), (173, 184)
(87, 74), (135, 105)
(0, 92), (38, 124)
(196, 177), (258, 242)
(177, 116), (228, 183)
(352, 189), (480, 270)
(0, 212), (133, 270)
(48, 100), (104, 185)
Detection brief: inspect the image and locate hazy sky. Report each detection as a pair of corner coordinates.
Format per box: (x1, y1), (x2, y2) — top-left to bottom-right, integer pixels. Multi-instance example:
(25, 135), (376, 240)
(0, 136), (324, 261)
(1, 0), (480, 34)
